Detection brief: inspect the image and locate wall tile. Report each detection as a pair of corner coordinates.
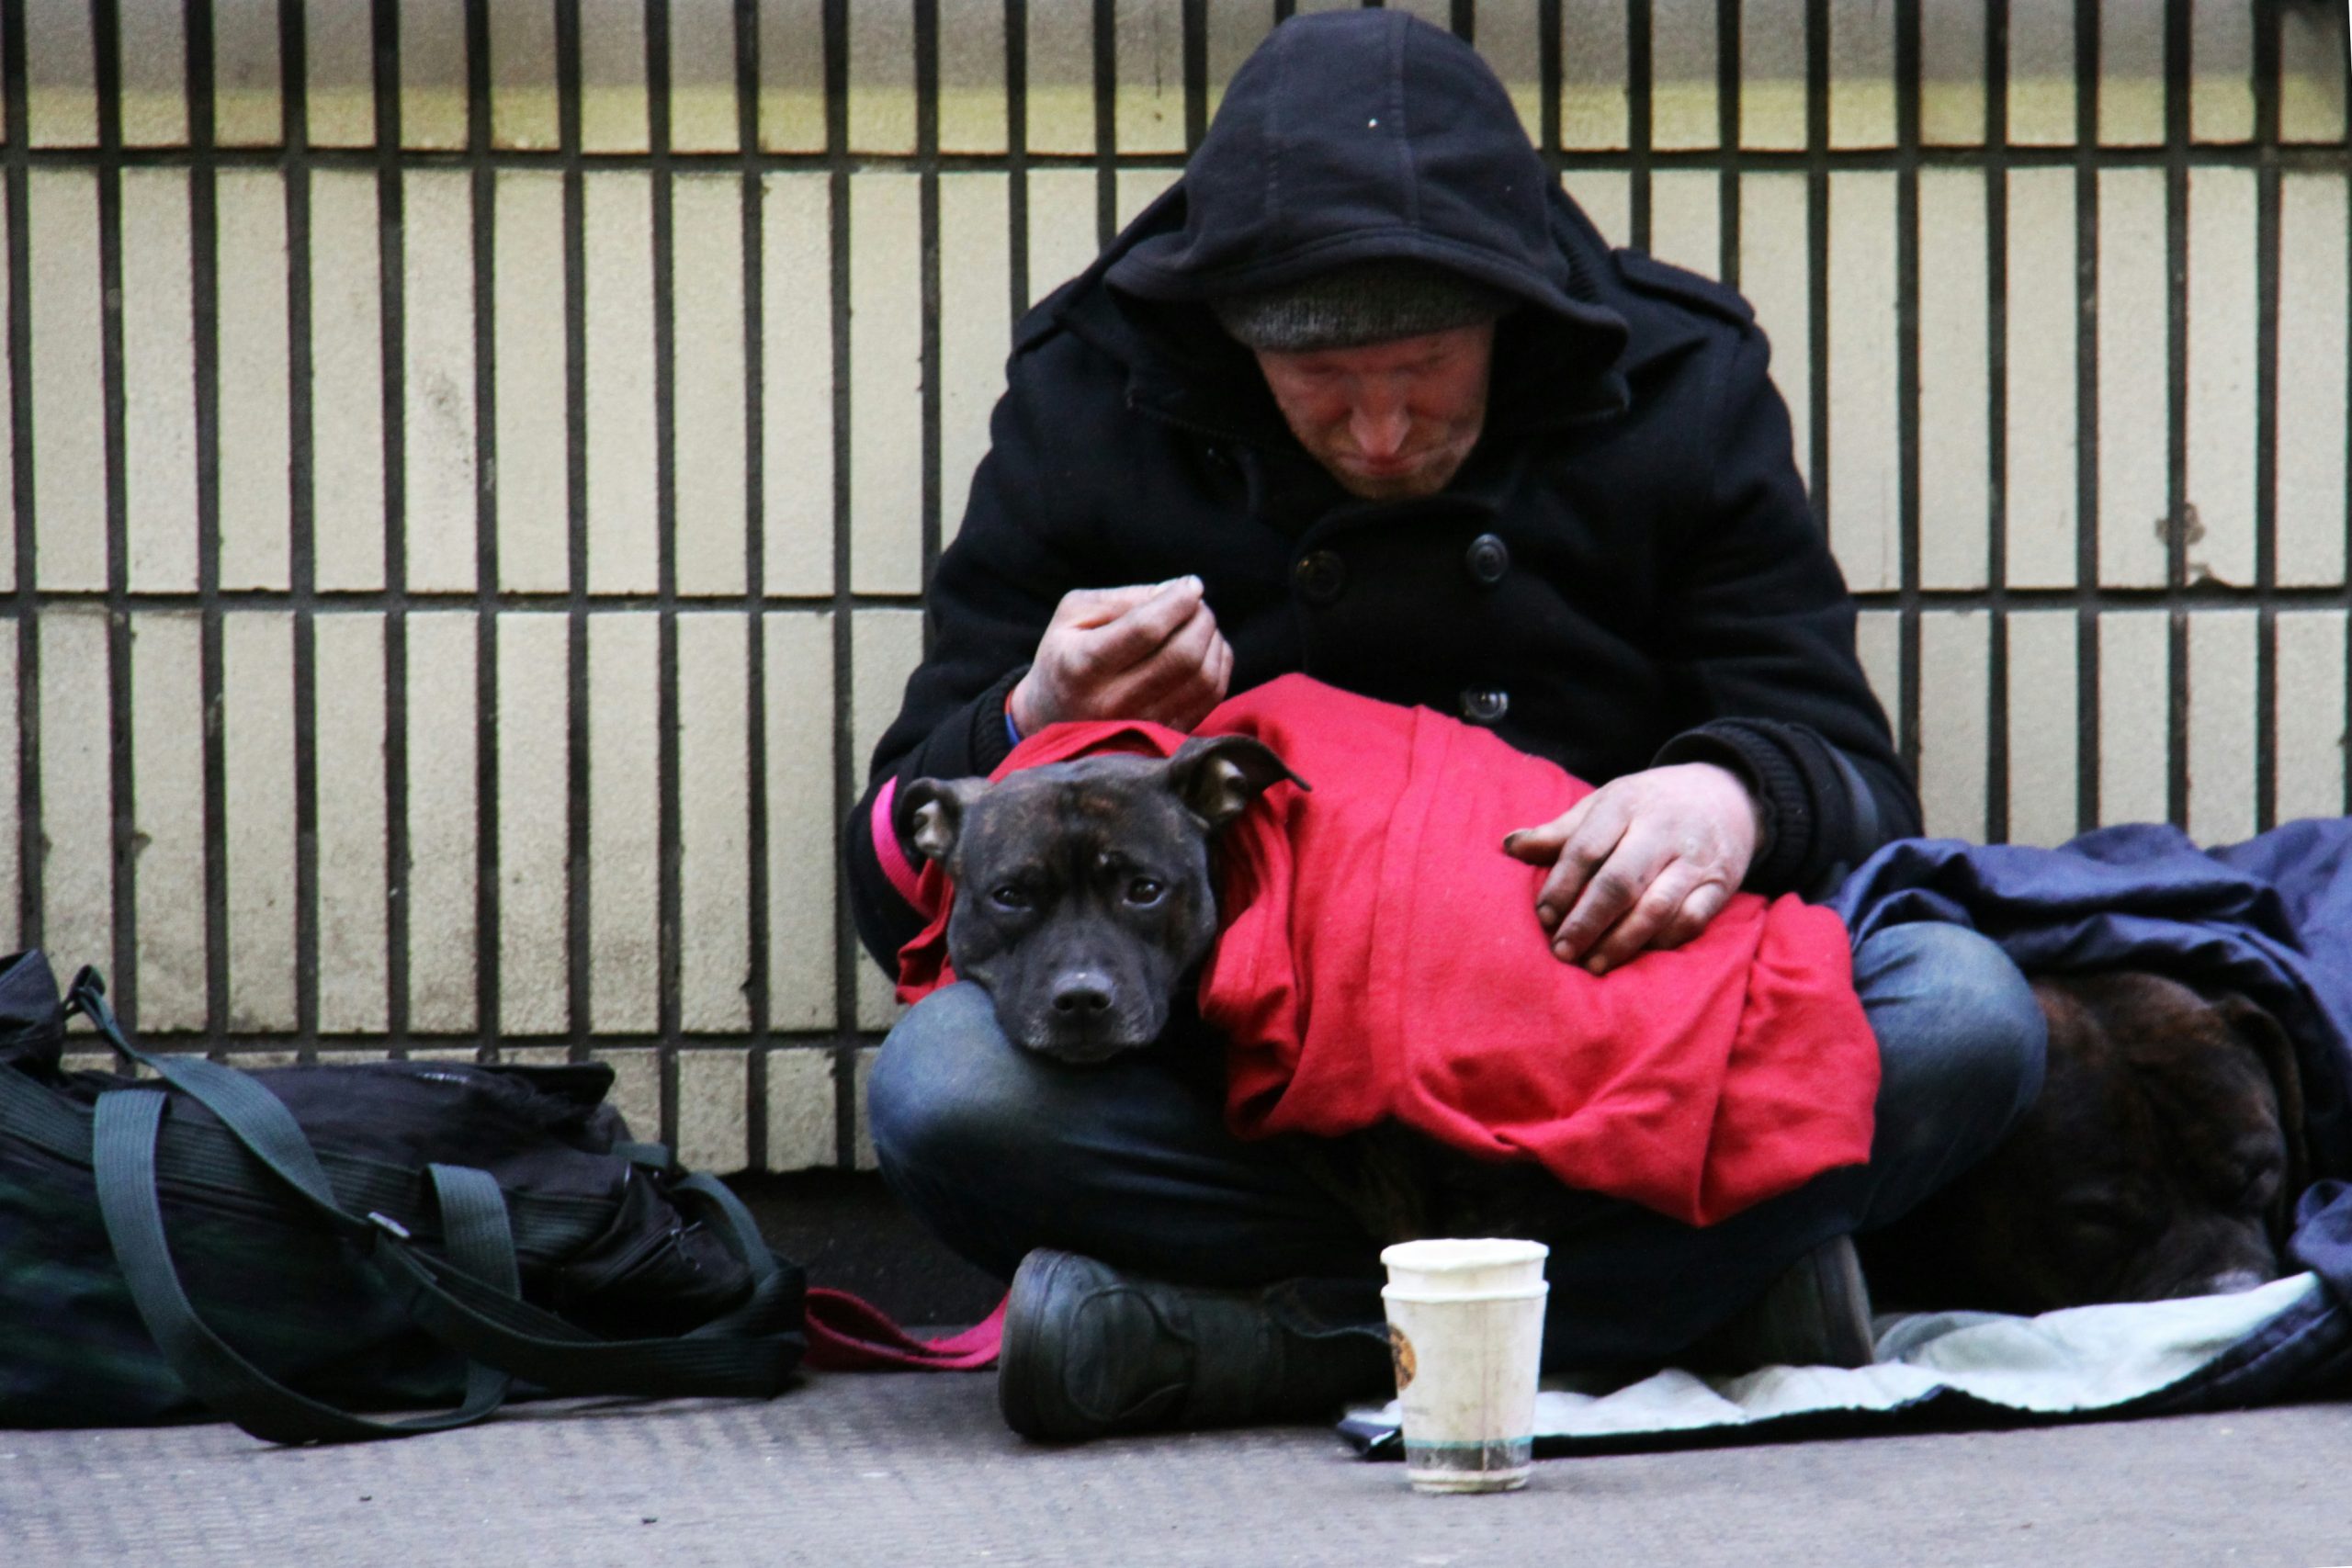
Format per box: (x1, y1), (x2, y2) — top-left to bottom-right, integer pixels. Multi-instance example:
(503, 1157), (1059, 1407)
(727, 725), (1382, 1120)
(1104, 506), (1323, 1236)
(118, 0), (187, 147)
(1559, 0), (1629, 151)
(848, 2), (916, 153)
(1918, 611), (1990, 841)
(677, 1050), (748, 1172)
(2007, 0), (2076, 146)
(2004, 167), (2078, 588)
(2098, 610), (2171, 827)
(1115, 166), (1177, 231)
(1740, 0), (1807, 150)
(1740, 173), (1813, 493)
(306, 0), (378, 148)
(939, 0), (1008, 152)
(853, 1045), (879, 1169)
(1827, 0), (1896, 150)
(223, 613), (297, 1032)
(1115, 0), (1185, 154)
(310, 170), (387, 592)
(1026, 167), (1101, 305)
(0, 199), (12, 591)
(1027, 0), (1096, 154)
(848, 172), (924, 596)
(400, 0), (469, 150)
(496, 614), (569, 1035)
(489, 0), (560, 151)
(492, 170), (569, 593)
(2276, 612), (2349, 823)
(0, 638), (19, 952)
(1651, 0), (1720, 152)
(2097, 0), (2165, 148)
(1855, 610), (1902, 760)
(130, 614), (205, 1032)
(314, 614), (388, 1033)
(217, 170), (292, 592)
(1826, 171), (1900, 592)
(29, 170), (104, 592)
(2183, 166), (2256, 587)
(405, 612), (478, 1035)
(678, 615), (752, 1035)
(763, 612), (835, 1032)
(403, 169), (479, 593)
(851, 610), (922, 1032)
(1645, 170), (1721, 277)
(121, 169), (198, 594)
(580, 0), (650, 153)
(588, 613), (660, 1034)
(585, 171), (658, 595)
(1917, 169), (1989, 590)
(2185, 609), (2257, 845)
(214, 0), (286, 148)
(592, 1046), (662, 1144)
(2278, 173), (2347, 588)
(763, 173), (835, 597)
(1562, 169), (1631, 251)
(669, 0), (741, 153)
(672, 175), (749, 597)
(764, 1048), (837, 1170)
(2188, 0), (2255, 145)
(939, 174), (1012, 547)
(27, 0), (97, 148)
(2096, 168), (2169, 588)
(1919, 1), (1986, 147)
(758, 0), (827, 153)
(2006, 610), (2081, 846)
(38, 611), (110, 976)
(2280, 4), (2349, 144)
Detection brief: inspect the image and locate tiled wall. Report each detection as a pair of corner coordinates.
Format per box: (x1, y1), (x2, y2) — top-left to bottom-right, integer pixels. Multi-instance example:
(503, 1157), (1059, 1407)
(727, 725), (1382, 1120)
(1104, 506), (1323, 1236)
(3, 1), (2347, 1173)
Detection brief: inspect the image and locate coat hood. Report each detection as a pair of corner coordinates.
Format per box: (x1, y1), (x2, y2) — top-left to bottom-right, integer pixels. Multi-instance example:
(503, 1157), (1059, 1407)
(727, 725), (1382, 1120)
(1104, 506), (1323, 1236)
(1104, 9), (1626, 364)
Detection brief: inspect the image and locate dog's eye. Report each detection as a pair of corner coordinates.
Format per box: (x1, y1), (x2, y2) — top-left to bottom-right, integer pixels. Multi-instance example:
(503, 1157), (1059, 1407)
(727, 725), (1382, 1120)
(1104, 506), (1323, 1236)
(989, 885), (1032, 911)
(1125, 876), (1167, 907)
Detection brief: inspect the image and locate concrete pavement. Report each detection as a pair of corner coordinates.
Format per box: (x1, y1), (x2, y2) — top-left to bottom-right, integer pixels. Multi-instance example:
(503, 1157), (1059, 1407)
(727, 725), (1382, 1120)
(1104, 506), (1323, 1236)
(6, 1367), (2348, 1568)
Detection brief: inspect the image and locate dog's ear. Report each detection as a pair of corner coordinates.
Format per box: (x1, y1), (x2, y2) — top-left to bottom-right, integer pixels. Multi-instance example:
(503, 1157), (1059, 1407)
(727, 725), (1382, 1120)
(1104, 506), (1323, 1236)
(895, 776), (991, 865)
(2211, 991), (2312, 1226)
(1165, 734), (1308, 831)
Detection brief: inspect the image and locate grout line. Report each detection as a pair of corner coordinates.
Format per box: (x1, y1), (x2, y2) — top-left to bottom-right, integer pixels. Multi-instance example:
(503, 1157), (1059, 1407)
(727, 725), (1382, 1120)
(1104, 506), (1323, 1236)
(467, 0), (500, 1054)
(285, 0), (321, 1057)
(1984, 0), (2013, 844)
(559, 0), (592, 1065)
(3, 0), (37, 956)
(2164, 0), (2190, 830)
(650, 0), (684, 1147)
(95, 0), (134, 1015)
(376, 0), (413, 1053)
(187, 0), (230, 1035)
(736, 0), (772, 1169)
(2072, 0), (2100, 835)
(825, 0), (859, 1170)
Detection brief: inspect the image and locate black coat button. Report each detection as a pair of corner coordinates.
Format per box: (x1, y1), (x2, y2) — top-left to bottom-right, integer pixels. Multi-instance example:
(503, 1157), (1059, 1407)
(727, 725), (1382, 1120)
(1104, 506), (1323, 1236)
(1461, 687), (1510, 726)
(1465, 533), (1511, 586)
(1294, 549), (1347, 606)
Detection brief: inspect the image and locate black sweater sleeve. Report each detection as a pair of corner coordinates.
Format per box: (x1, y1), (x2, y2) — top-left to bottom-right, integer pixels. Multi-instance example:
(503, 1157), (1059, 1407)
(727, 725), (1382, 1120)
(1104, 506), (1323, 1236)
(1649, 322), (1920, 897)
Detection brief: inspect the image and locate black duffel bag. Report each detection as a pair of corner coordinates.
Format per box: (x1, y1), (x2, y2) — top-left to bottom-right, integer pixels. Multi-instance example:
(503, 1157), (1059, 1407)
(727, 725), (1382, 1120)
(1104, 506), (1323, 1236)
(0, 949), (805, 1442)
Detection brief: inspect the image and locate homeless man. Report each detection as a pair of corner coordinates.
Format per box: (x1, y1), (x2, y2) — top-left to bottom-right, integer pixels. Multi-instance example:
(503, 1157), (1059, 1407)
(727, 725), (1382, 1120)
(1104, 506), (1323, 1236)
(844, 10), (2048, 1441)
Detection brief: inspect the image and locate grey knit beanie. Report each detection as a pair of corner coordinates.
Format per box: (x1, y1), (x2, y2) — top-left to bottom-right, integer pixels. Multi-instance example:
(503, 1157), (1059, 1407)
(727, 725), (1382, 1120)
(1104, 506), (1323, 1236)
(1211, 257), (1514, 353)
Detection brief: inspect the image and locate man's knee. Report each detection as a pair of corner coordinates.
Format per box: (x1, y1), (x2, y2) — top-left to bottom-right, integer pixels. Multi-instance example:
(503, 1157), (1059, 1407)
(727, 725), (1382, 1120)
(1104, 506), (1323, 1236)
(867, 983), (1038, 1181)
(1853, 923), (2048, 1205)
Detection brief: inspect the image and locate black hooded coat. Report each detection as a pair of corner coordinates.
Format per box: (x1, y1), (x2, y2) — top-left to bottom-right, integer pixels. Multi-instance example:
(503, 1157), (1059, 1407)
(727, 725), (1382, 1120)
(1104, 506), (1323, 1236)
(848, 11), (1918, 971)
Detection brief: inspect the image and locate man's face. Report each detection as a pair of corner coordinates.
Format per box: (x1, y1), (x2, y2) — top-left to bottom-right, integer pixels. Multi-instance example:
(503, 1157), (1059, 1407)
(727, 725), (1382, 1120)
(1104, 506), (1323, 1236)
(1251, 321), (1495, 502)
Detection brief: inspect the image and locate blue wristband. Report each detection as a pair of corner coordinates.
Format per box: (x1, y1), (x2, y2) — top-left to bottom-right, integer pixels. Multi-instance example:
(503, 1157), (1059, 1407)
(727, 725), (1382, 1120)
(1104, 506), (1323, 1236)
(1005, 708), (1022, 749)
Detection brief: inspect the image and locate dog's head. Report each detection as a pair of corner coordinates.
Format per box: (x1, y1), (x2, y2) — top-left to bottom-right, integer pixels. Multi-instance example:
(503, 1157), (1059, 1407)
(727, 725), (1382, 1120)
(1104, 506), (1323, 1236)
(1906, 971), (2308, 1314)
(897, 734), (1303, 1063)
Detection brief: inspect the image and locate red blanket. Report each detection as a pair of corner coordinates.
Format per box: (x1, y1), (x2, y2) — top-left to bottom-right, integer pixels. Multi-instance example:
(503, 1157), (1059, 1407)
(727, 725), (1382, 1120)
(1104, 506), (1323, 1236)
(895, 675), (1879, 1226)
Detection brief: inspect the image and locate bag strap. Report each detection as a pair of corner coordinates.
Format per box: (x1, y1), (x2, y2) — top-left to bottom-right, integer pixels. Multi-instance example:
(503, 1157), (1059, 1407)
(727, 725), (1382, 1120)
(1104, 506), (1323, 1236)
(74, 968), (803, 1423)
(94, 1089), (517, 1444)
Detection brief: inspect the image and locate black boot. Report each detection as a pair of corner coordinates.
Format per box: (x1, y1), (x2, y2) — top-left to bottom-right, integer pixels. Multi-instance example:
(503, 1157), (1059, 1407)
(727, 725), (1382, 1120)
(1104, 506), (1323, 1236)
(996, 1249), (1393, 1440)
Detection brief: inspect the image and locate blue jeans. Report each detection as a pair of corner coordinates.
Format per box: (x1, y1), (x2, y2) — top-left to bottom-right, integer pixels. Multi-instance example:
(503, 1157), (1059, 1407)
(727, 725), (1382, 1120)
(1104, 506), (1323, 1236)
(867, 921), (2046, 1369)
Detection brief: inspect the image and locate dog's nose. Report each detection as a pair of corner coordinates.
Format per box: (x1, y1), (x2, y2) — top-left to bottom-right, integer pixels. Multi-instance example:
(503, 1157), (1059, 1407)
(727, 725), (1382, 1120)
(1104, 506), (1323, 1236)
(1050, 976), (1114, 1019)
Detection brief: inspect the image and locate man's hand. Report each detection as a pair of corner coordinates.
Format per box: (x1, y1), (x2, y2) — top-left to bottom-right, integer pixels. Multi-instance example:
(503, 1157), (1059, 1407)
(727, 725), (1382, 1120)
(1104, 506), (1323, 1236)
(1008, 577), (1234, 735)
(1502, 762), (1763, 976)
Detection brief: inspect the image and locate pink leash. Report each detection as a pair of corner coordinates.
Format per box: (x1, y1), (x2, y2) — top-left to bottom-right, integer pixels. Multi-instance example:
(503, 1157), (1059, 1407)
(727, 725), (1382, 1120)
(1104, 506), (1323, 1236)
(802, 1289), (1007, 1371)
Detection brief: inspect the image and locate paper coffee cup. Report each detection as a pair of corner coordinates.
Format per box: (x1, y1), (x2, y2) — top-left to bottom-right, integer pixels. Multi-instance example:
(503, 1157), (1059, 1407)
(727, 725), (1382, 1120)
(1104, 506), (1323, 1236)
(1380, 1237), (1549, 1495)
